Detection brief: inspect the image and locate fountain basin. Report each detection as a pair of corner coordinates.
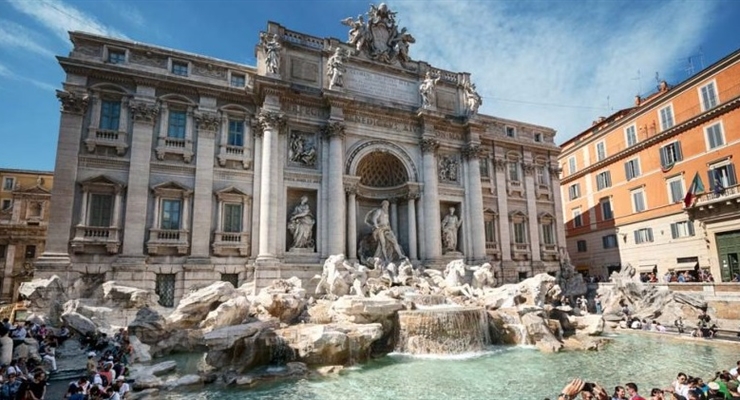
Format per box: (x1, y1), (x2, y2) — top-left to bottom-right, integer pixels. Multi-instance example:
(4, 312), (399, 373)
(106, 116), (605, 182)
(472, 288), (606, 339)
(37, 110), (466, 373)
(396, 306), (490, 354)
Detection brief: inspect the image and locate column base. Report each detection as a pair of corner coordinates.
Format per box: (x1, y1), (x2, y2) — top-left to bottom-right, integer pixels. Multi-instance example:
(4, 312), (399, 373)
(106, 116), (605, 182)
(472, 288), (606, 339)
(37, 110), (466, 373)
(255, 254), (279, 265)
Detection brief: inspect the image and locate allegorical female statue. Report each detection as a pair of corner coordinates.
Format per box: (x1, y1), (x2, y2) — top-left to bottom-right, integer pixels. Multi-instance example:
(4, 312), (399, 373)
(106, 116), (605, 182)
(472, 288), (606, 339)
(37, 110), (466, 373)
(441, 207), (463, 253)
(288, 196), (315, 250)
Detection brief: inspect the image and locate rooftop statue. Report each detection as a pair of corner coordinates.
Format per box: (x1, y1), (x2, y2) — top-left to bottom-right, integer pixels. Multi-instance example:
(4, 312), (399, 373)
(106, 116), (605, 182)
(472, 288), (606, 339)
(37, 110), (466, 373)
(341, 3), (414, 66)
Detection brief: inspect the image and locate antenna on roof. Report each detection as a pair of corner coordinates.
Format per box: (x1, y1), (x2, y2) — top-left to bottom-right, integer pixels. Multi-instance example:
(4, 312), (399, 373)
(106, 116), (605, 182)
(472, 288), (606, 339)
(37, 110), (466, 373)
(606, 95), (612, 111)
(682, 47), (706, 77)
(631, 70), (642, 96)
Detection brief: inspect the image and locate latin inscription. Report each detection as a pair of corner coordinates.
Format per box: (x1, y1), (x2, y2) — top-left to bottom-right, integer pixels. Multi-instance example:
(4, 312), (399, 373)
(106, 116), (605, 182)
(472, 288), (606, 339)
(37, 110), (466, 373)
(283, 103), (329, 119)
(345, 113), (420, 133)
(345, 68), (418, 105)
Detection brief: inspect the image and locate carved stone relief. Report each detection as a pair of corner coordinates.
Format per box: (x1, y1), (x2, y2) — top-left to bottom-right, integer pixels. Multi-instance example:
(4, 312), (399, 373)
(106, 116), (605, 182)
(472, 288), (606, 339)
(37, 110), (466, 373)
(341, 3), (415, 67)
(438, 155), (459, 183)
(288, 131), (317, 167)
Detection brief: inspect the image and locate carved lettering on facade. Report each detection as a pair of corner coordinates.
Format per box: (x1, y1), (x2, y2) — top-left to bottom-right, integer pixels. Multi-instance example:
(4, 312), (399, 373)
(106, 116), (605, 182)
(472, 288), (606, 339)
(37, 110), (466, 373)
(436, 131), (465, 141)
(345, 113), (418, 133)
(283, 103), (329, 119)
(344, 68), (418, 105)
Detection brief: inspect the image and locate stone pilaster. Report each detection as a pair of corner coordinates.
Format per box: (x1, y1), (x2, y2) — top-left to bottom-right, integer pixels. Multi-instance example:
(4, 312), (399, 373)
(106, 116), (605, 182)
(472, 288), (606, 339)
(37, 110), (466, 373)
(190, 112), (220, 257)
(345, 184), (358, 260)
(462, 144), (487, 262)
(323, 120), (346, 256)
(37, 90), (89, 268)
(251, 119), (263, 258)
(121, 100), (159, 257)
(522, 157), (541, 262)
(420, 138), (442, 260)
(256, 110), (285, 262)
(549, 163), (566, 248)
(1, 245), (16, 297)
(493, 155), (511, 261)
(406, 190), (419, 261)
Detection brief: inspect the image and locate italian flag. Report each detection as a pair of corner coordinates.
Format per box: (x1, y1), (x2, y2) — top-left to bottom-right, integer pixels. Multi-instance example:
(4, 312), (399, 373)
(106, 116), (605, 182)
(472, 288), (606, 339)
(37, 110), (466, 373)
(683, 172), (705, 208)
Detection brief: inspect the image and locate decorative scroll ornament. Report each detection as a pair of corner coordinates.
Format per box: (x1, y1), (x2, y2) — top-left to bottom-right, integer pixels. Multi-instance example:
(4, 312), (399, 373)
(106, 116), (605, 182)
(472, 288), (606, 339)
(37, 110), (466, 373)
(322, 120), (346, 138)
(341, 3), (415, 66)
(461, 144), (485, 160)
(493, 158), (508, 171)
(522, 162), (535, 176)
(56, 91), (89, 114)
(129, 101), (159, 124)
(258, 110), (286, 131)
(548, 165), (563, 176)
(419, 138), (439, 154)
(194, 112), (221, 132)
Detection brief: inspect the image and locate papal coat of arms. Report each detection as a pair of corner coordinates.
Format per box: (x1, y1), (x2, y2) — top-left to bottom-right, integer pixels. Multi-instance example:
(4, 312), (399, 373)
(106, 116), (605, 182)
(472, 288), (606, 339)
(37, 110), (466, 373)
(341, 3), (415, 66)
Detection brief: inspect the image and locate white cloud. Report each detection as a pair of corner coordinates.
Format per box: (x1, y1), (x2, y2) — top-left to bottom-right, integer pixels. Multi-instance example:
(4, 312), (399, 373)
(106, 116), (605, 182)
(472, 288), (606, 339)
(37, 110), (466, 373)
(103, 0), (145, 28)
(0, 20), (56, 58)
(7, 0), (129, 43)
(0, 63), (13, 78)
(0, 61), (56, 92)
(394, 0), (717, 143)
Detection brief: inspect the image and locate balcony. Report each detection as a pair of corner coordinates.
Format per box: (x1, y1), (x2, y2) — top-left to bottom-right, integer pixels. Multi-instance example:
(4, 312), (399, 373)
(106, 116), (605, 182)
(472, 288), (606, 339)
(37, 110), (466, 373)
(155, 137), (193, 163)
(686, 183), (740, 221)
(485, 242), (500, 260)
(70, 225), (121, 254)
(540, 243), (559, 261)
(511, 243), (530, 261)
(535, 183), (551, 200)
(85, 128), (129, 155)
(217, 144), (252, 169)
(147, 228), (190, 255)
(507, 180), (525, 197)
(212, 231), (250, 256)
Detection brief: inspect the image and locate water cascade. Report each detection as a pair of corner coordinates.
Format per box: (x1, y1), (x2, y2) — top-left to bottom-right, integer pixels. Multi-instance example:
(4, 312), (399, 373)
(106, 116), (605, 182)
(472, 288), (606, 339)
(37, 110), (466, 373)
(395, 306), (491, 354)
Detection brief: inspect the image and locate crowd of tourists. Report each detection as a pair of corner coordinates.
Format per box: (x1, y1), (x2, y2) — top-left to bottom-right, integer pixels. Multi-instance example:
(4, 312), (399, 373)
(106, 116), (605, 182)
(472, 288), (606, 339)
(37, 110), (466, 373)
(551, 361), (740, 400)
(0, 320), (134, 400)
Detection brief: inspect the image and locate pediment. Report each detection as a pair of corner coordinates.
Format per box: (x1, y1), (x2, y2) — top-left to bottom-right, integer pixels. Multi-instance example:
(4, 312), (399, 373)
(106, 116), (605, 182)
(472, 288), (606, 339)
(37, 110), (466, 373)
(80, 175), (125, 189)
(509, 210), (527, 219)
(152, 181), (192, 193)
(15, 185), (51, 195)
(215, 186), (250, 200)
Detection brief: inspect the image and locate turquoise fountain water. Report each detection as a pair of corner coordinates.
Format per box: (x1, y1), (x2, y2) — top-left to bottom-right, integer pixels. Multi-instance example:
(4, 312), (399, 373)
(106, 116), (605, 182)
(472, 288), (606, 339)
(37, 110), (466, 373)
(145, 334), (738, 400)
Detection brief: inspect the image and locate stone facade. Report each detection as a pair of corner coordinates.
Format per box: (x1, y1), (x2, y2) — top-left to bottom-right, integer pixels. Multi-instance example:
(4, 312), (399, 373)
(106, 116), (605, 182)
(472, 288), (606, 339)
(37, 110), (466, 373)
(0, 169), (54, 301)
(37, 5), (562, 306)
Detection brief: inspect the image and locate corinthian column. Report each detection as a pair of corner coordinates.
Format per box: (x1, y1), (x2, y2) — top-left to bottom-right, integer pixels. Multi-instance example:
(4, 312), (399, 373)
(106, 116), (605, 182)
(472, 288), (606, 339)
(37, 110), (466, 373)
(420, 138), (442, 260)
(323, 120), (346, 256)
(190, 112), (220, 257)
(463, 144), (487, 262)
(38, 91), (89, 268)
(121, 99), (159, 257)
(256, 110), (285, 261)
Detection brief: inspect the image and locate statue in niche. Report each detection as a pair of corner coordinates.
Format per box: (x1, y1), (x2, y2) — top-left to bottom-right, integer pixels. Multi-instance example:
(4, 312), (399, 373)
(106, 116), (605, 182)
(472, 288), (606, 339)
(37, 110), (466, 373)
(261, 32), (282, 75)
(438, 155), (459, 182)
(363, 200), (406, 263)
(463, 81), (482, 116)
(289, 133), (317, 166)
(441, 207), (463, 254)
(287, 196), (315, 250)
(419, 71), (440, 109)
(327, 47), (347, 90)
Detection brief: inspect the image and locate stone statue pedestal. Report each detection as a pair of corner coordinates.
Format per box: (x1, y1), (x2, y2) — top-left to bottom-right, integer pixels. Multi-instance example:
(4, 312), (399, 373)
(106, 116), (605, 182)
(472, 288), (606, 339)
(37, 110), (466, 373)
(288, 247), (314, 254)
(443, 251), (463, 257)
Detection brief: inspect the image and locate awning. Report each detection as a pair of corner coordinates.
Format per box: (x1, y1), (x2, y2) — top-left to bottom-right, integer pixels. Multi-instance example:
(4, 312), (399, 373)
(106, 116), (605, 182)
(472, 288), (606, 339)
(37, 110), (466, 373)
(675, 261), (699, 271)
(636, 265), (656, 272)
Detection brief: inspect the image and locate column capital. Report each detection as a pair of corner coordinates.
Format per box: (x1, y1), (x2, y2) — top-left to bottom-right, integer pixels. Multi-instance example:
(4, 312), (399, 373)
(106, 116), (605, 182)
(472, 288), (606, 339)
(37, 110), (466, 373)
(194, 112), (221, 134)
(406, 190), (420, 200)
(420, 138), (439, 154)
(129, 101), (159, 124)
(493, 158), (508, 171)
(258, 110), (286, 131)
(548, 165), (563, 176)
(461, 144), (485, 160)
(522, 162), (535, 176)
(322, 119), (346, 138)
(56, 90), (89, 115)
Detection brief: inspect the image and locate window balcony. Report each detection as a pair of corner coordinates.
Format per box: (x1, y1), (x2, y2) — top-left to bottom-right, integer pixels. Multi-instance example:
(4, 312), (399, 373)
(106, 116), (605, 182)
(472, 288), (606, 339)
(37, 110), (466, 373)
(540, 243), (559, 261)
(507, 180), (525, 197)
(84, 128), (129, 155)
(535, 183), (551, 200)
(147, 228), (190, 255)
(212, 231), (250, 256)
(155, 137), (194, 163)
(485, 242), (500, 260)
(70, 225), (121, 254)
(217, 144), (252, 169)
(511, 243), (530, 260)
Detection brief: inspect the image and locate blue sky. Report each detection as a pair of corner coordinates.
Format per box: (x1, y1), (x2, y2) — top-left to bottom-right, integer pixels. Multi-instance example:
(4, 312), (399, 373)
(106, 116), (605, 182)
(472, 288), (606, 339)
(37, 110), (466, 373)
(1, 0), (739, 172)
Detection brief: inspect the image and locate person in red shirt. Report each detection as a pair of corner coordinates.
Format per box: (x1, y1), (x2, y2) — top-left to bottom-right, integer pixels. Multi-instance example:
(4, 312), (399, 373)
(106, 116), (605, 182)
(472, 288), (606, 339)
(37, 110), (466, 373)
(626, 382), (646, 400)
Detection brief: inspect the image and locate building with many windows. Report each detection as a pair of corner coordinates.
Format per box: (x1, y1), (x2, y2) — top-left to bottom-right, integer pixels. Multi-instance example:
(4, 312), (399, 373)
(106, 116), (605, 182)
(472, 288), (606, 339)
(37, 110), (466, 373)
(0, 169), (54, 301)
(559, 48), (740, 281)
(37, 5), (564, 307)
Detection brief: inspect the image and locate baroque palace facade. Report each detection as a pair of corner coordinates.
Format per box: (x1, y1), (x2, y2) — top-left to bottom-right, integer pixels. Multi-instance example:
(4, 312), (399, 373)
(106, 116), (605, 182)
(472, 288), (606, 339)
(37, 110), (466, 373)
(1, 169), (54, 302)
(37, 5), (564, 306)
(559, 47), (740, 281)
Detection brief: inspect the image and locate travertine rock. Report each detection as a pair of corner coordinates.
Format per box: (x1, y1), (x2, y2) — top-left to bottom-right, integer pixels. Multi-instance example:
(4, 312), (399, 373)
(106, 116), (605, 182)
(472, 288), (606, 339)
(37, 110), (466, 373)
(200, 296), (250, 332)
(275, 322), (383, 366)
(254, 278), (306, 324)
(102, 282), (159, 309)
(166, 282), (236, 330)
(203, 321), (279, 373)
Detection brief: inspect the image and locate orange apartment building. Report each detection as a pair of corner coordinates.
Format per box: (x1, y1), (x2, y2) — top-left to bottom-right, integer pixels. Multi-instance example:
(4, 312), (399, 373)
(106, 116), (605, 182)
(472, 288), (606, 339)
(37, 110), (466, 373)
(559, 48), (740, 282)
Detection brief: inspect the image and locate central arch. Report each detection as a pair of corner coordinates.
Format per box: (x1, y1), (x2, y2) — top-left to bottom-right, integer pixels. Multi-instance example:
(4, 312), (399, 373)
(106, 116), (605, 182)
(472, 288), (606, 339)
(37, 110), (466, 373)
(345, 140), (419, 182)
(356, 152), (409, 187)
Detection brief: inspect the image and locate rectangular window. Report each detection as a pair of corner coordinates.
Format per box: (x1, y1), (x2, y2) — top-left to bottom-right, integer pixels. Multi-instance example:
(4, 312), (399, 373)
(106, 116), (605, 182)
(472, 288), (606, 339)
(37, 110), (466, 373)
(89, 194), (113, 227)
(596, 171), (611, 190)
(624, 158), (641, 181)
(230, 73), (246, 88)
(168, 111), (187, 139)
(508, 162), (520, 182)
(601, 198), (613, 220)
(227, 119), (244, 146)
(541, 223), (554, 245)
(671, 220), (695, 239)
(705, 123), (725, 150)
(1, 199), (11, 211)
(602, 234), (618, 249)
(659, 142), (683, 168)
(155, 273), (176, 308)
(536, 166), (548, 186)
(577, 240), (587, 252)
(708, 163), (738, 192)
(568, 183), (580, 200)
(0, 244), (6, 259)
(659, 105), (674, 130)
(534, 133), (542, 142)
(484, 219), (496, 244)
(3, 177), (15, 191)
(107, 49), (126, 64)
(99, 100), (121, 131)
(568, 157), (577, 175)
(631, 188), (646, 213)
(513, 222), (526, 244)
(700, 81), (718, 111)
(666, 176), (684, 204)
(596, 141), (606, 161)
(24, 245), (36, 259)
(223, 203), (243, 233)
(221, 273), (239, 288)
(479, 159), (489, 178)
(171, 61), (189, 76)
(506, 126), (516, 138)
(161, 199), (182, 230)
(625, 125), (638, 147)
(572, 209), (582, 228)
(634, 228), (654, 244)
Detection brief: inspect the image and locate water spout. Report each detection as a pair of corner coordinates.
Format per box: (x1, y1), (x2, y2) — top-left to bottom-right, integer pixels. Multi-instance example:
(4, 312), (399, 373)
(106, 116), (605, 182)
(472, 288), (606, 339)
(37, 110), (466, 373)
(396, 306), (491, 354)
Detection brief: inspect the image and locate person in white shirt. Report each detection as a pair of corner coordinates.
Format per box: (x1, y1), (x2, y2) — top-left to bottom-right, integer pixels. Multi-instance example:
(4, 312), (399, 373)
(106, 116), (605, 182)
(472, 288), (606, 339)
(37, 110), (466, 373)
(672, 372), (690, 399)
(115, 376), (130, 399)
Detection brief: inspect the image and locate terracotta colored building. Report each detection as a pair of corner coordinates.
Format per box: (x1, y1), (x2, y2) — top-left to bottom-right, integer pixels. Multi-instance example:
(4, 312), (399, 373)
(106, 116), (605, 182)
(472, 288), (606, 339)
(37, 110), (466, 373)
(559, 48), (740, 282)
(0, 169), (54, 301)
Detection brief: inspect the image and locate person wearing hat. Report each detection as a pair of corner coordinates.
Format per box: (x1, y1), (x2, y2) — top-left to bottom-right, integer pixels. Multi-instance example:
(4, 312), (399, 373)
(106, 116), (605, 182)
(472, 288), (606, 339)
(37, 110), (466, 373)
(0, 371), (21, 400)
(706, 382), (726, 400)
(114, 375), (130, 399)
